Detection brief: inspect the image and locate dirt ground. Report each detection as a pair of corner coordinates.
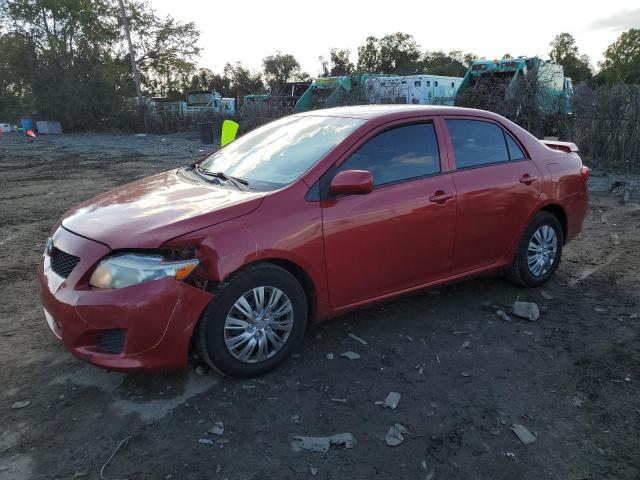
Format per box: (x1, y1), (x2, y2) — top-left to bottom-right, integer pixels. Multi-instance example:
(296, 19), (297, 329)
(1, 131), (639, 480)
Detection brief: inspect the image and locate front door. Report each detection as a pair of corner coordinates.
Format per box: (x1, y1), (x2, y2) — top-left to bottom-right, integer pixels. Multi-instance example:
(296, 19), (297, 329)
(321, 120), (457, 309)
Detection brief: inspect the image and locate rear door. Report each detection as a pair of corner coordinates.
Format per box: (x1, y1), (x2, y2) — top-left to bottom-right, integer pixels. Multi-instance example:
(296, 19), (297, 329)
(445, 118), (542, 274)
(321, 119), (456, 308)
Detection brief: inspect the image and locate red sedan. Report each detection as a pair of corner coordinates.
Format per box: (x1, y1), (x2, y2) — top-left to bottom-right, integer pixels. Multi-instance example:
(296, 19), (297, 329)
(38, 105), (589, 377)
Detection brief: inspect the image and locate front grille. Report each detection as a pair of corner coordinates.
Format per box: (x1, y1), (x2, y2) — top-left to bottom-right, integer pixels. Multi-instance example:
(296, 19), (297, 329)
(97, 329), (126, 354)
(50, 249), (80, 278)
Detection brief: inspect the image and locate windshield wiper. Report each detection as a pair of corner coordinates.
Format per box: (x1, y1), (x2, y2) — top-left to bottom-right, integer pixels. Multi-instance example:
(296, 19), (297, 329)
(194, 165), (249, 190)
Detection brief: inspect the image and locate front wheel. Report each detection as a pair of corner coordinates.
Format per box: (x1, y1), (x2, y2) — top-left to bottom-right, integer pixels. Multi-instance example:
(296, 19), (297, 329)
(508, 212), (564, 287)
(196, 263), (308, 378)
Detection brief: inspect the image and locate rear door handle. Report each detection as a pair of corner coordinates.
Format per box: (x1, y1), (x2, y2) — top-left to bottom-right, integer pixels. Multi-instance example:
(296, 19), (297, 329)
(519, 174), (538, 185)
(429, 191), (455, 204)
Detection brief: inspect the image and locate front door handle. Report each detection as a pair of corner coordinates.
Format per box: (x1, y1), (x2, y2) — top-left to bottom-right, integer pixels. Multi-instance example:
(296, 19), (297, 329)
(519, 174), (538, 185)
(429, 191), (455, 204)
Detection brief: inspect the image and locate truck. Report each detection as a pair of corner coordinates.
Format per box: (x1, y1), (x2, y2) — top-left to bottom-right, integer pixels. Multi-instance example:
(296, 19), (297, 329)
(186, 91), (235, 115)
(456, 57), (573, 120)
(151, 91), (235, 117)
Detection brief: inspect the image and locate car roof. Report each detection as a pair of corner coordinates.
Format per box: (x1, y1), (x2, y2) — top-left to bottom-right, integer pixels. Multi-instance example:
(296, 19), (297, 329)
(295, 104), (496, 121)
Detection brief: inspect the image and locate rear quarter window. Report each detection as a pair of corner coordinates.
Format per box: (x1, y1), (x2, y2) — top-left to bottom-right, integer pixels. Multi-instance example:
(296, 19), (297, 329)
(505, 132), (527, 160)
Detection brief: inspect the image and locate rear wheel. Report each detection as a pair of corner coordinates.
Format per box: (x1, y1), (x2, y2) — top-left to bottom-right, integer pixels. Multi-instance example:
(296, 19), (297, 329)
(508, 212), (563, 287)
(196, 264), (307, 378)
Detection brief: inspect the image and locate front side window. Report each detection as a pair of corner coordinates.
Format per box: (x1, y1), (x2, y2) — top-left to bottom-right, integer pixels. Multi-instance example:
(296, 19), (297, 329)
(200, 115), (363, 191)
(446, 119), (510, 169)
(339, 123), (440, 186)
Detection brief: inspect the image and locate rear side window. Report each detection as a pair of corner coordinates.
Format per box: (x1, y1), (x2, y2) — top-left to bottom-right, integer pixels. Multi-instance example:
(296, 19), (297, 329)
(447, 119), (509, 169)
(340, 123), (440, 186)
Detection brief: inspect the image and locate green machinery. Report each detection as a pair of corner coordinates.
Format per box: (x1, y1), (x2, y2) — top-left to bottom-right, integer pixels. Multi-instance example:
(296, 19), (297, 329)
(456, 57), (573, 117)
(294, 75), (384, 113)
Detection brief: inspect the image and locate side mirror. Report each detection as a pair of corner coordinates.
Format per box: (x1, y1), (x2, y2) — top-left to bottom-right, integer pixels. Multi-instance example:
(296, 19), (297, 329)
(329, 170), (373, 196)
(221, 120), (239, 147)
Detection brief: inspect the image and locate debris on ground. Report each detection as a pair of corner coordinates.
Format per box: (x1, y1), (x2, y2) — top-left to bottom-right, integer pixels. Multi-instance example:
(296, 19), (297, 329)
(496, 309), (512, 322)
(513, 301), (540, 321)
(621, 187), (632, 204)
(462, 340), (471, 349)
(383, 392), (401, 409)
(291, 433), (356, 452)
(340, 351), (361, 360)
(208, 422), (224, 436)
(194, 366), (205, 376)
(330, 398), (347, 403)
(100, 434), (139, 479)
(309, 465), (319, 476)
(10, 400), (31, 409)
(460, 372), (470, 378)
(326, 353), (334, 360)
(511, 424), (536, 444)
(385, 423), (408, 446)
(504, 451), (518, 462)
(348, 333), (368, 345)
(198, 438), (214, 445)
(421, 460), (435, 480)
(539, 289), (555, 300)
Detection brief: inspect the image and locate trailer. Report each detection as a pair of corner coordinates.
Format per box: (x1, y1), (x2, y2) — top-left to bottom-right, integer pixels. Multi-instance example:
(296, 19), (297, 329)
(294, 74), (463, 113)
(366, 75), (462, 106)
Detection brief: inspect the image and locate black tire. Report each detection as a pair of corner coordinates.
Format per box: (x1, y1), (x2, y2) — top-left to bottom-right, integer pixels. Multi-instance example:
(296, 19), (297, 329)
(508, 211), (564, 287)
(196, 263), (308, 378)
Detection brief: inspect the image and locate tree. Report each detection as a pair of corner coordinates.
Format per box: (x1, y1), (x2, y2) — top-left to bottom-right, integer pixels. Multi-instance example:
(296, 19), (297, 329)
(0, 0), (203, 128)
(356, 36), (380, 72)
(378, 33), (422, 74)
(262, 52), (302, 87)
(0, 31), (34, 119)
(357, 33), (422, 74)
(224, 62), (265, 99)
(319, 48), (354, 77)
(422, 51), (470, 77)
(549, 33), (592, 83)
(599, 29), (640, 84)
(124, 1), (201, 96)
(0, 0), (126, 129)
(188, 68), (231, 96)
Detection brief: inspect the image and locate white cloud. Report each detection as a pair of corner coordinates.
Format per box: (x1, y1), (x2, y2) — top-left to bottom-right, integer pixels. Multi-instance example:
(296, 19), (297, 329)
(587, 8), (640, 31)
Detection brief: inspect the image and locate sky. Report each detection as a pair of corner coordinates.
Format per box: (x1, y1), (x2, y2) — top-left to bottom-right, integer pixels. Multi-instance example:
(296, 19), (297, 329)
(148, 0), (640, 76)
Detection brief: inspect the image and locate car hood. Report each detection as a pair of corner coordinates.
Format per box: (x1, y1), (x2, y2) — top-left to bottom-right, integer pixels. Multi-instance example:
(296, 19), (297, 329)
(62, 169), (265, 250)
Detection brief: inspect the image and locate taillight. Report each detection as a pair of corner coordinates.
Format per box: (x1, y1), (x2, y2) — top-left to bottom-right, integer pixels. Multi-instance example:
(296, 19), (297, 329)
(580, 165), (590, 182)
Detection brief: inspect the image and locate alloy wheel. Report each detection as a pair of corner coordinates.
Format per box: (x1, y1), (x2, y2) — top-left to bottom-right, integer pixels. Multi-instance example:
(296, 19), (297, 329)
(527, 225), (558, 277)
(223, 286), (294, 363)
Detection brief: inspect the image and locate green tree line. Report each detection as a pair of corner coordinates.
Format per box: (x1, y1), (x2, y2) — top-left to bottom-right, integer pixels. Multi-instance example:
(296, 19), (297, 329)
(0, 0), (638, 130)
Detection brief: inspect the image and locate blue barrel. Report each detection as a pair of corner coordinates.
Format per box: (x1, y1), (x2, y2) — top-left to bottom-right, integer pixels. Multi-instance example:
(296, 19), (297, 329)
(21, 118), (34, 131)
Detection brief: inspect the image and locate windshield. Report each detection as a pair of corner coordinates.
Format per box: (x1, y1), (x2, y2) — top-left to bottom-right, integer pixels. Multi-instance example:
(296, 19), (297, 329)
(199, 115), (364, 191)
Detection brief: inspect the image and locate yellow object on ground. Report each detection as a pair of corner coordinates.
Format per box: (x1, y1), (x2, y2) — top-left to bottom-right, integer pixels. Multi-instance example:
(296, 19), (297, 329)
(221, 120), (239, 147)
